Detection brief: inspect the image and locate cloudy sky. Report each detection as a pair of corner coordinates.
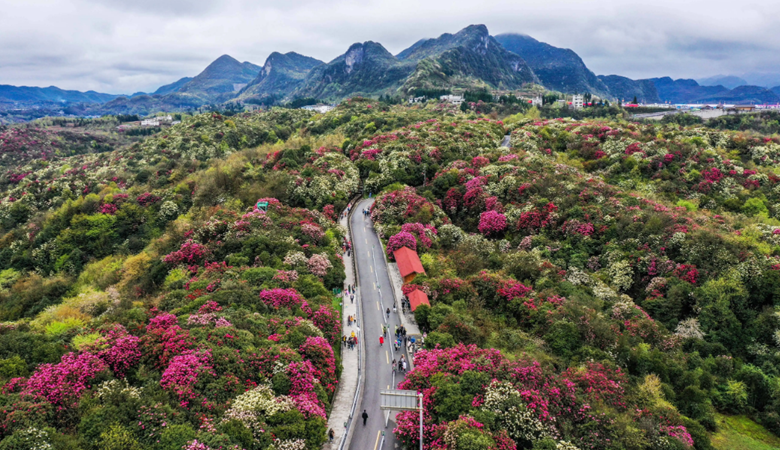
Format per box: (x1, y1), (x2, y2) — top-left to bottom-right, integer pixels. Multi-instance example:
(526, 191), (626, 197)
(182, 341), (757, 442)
(1, 0), (779, 94)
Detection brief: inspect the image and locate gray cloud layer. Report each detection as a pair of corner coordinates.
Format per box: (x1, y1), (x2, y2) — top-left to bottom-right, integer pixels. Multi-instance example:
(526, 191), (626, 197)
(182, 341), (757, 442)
(1, 0), (779, 94)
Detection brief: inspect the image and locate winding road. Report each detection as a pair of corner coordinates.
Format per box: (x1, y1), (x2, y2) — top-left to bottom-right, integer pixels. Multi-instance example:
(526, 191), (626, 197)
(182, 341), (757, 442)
(346, 135), (509, 449)
(349, 198), (408, 450)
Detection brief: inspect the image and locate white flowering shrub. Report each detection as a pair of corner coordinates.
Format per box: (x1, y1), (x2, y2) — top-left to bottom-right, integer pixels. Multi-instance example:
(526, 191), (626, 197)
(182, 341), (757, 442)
(95, 379), (142, 401)
(222, 384), (294, 439)
(608, 259), (634, 292)
(158, 201), (179, 220)
(269, 438), (307, 450)
(482, 380), (551, 443)
(675, 318), (705, 340)
(283, 251), (308, 268)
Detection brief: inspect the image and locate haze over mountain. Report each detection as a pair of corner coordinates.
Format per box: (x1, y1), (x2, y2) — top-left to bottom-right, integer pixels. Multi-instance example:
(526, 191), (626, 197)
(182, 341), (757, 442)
(698, 75), (748, 90)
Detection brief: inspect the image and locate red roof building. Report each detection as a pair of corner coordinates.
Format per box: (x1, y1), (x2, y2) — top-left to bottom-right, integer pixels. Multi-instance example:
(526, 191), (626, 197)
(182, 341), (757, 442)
(393, 246), (426, 283)
(407, 288), (430, 311)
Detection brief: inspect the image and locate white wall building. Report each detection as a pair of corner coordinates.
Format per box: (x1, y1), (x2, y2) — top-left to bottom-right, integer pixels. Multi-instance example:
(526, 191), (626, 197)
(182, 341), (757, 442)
(531, 96), (543, 107)
(572, 95), (584, 110)
(439, 95), (464, 105)
(141, 118), (160, 126)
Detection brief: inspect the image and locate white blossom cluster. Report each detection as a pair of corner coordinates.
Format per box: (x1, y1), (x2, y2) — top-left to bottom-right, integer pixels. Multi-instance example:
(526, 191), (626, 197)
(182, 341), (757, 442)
(9, 428), (53, 450)
(674, 318), (705, 340)
(269, 439), (307, 450)
(95, 379), (142, 401)
(607, 259), (634, 292)
(158, 200), (180, 220)
(222, 384), (295, 439)
(283, 251), (308, 268)
(482, 380), (551, 442)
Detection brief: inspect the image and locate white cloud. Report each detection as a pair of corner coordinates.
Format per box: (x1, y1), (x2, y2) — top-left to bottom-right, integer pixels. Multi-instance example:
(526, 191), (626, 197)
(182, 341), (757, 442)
(0, 0), (779, 94)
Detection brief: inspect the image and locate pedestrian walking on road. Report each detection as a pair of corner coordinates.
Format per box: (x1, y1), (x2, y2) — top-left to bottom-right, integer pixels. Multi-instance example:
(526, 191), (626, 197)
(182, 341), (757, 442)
(350, 294), (354, 304)
(393, 304), (396, 314)
(328, 429), (335, 442)
(392, 358), (396, 373)
(342, 335), (346, 347)
(397, 359), (403, 372)
(379, 336), (384, 346)
(386, 308), (390, 319)
(362, 410), (368, 426)
(402, 359), (407, 372)
(383, 325), (387, 336)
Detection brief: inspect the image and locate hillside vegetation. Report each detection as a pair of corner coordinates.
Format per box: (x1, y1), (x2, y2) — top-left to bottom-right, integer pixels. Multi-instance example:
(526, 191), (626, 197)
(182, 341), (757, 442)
(1, 98), (780, 449)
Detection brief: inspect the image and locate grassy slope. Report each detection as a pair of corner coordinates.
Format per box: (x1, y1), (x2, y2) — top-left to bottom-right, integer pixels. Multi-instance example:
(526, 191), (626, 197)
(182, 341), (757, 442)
(712, 414), (780, 450)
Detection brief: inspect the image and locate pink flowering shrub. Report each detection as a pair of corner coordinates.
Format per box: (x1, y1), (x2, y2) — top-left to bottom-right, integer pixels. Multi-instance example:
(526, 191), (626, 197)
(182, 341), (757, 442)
(141, 324), (195, 369)
(478, 210), (507, 236)
(23, 352), (108, 408)
(259, 288), (305, 309)
(310, 304), (341, 345)
(147, 313), (179, 331)
(163, 239), (210, 265)
(307, 253), (332, 277)
(662, 425), (694, 447)
(87, 324), (141, 377)
(160, 350), (216, 408)
(387, 231), (417, 257)
(299, 336), (337, 395)
(99, 203), (118, 215)
(301, 222), (325, 242)
(136, 192), (161, 206)
(287, 361), (326, 419)
(400, 222), (437, 248)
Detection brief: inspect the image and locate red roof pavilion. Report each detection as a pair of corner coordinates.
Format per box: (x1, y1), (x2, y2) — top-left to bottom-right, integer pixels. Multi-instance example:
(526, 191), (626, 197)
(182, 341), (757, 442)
(407, 288), (430, 311)
(393, 246), (426, 283)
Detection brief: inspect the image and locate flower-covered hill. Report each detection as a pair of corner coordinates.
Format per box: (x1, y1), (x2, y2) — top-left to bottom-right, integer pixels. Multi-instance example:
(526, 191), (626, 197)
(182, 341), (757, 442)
(370, 119), (780, 448)
(0, 122), (135, 189)
(0, 199), (345, 449)
(509, 118), (780, 219)
(3, 100), (780, 449)
(0, 106), (368, 449)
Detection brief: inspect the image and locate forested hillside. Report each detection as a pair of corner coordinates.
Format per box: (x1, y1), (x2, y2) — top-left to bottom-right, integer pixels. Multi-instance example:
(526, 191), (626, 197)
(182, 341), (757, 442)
(1, 98), (780, 449)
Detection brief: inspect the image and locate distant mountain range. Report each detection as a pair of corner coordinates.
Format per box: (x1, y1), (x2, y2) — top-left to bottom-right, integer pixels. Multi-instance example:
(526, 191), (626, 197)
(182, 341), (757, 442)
(0, 85), (118, 104)
(2, 25), (780, 117)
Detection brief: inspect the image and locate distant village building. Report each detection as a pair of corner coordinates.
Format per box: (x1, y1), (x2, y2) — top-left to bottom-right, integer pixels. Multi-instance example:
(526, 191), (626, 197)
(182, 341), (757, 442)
(439, 94), (464, 105)
(531, 96), (542, 107)
(408, 96), (426, 104)
(301, 105), (335, 114)
(141, 118), (160, 126)
(572, 94), (584, 110)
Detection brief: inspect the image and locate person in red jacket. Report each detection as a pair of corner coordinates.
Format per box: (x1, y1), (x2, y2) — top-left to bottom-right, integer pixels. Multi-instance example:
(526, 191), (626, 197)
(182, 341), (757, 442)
(379, 335), (384, 346)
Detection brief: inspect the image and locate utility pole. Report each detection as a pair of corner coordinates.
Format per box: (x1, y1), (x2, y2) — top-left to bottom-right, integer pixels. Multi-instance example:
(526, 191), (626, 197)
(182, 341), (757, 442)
(419, 392), (424, 450)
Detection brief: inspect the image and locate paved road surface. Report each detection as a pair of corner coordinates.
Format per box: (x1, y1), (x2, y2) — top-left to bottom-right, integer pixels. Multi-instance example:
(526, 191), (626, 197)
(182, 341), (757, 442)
(501, 134), (511, 147)
(349, 198), (409, 450)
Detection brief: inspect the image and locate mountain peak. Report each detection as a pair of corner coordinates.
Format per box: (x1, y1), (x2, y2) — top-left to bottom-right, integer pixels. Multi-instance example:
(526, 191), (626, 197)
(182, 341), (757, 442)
(495, 33), (608, 95)
(458, 24), (489, 37)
